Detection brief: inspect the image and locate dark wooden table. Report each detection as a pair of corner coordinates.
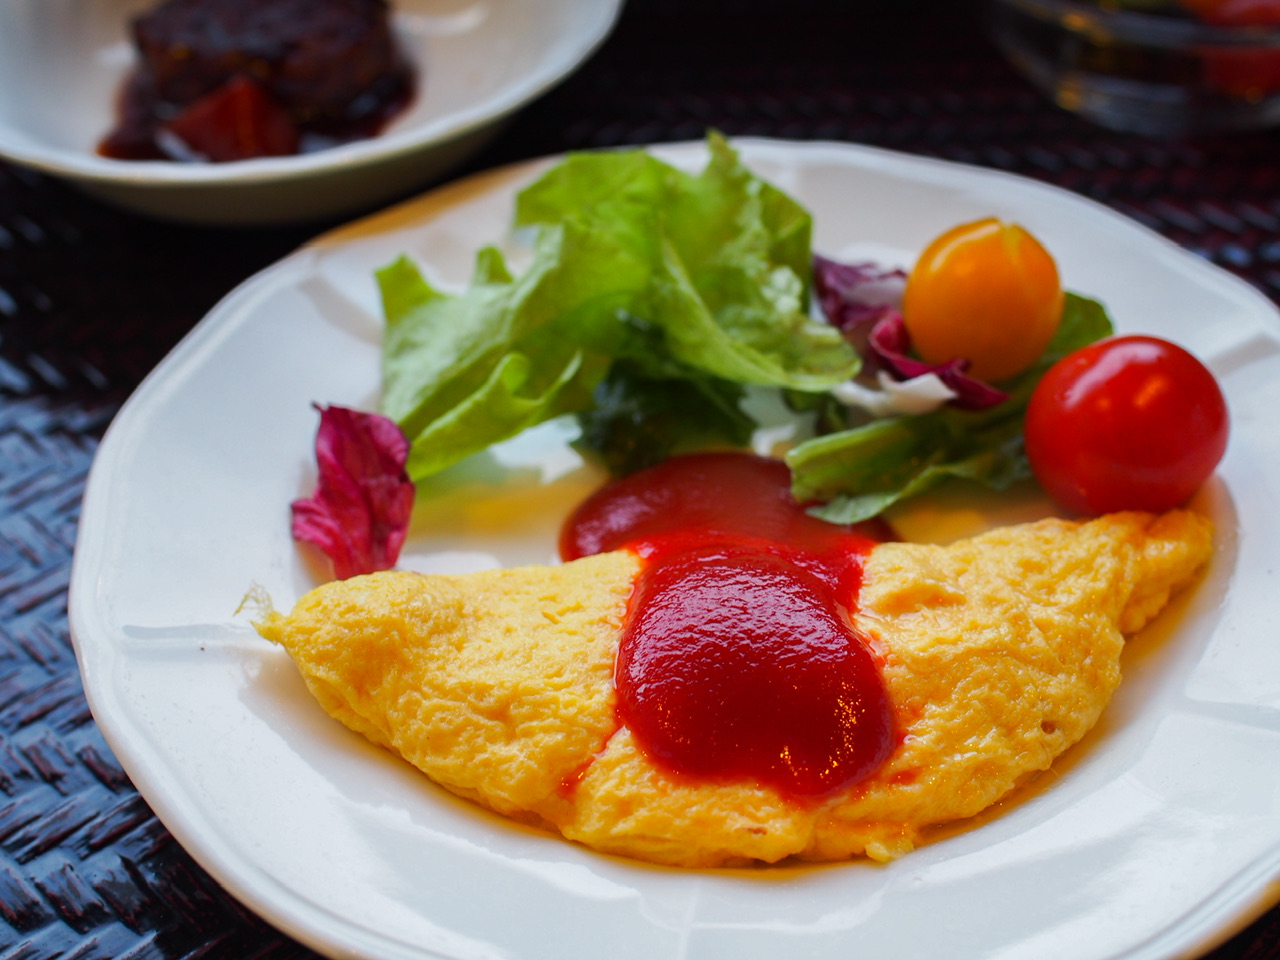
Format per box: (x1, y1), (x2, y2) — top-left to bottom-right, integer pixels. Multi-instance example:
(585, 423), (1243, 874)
(1, 0), (1277, 957)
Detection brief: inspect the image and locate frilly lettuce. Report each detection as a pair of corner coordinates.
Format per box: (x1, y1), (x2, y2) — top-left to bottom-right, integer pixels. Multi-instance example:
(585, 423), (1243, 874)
(379, 132), (860, 482)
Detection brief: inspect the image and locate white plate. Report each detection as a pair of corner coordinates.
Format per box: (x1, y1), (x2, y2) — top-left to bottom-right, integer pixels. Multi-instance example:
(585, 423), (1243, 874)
(0, 0), (621, 225)
(70, 139), (1280, 960)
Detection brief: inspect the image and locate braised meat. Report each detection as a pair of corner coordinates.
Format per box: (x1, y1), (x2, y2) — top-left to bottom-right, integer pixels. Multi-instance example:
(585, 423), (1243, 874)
(133, 0), (402, 124)
(100, 0), (413, 162)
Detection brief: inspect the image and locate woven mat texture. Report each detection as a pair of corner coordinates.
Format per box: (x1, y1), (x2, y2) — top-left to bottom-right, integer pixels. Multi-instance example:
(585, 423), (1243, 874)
(1, 0), (1278, 957)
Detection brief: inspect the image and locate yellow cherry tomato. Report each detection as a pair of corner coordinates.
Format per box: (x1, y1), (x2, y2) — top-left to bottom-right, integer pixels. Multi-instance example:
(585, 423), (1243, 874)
(902, 218), (1064, 383)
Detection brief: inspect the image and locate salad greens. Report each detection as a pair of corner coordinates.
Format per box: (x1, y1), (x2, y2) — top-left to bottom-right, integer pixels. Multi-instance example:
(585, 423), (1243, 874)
(376, 132), (1114, 520)
(789, 293), (1114, 522)
(379, 132), (859, 482)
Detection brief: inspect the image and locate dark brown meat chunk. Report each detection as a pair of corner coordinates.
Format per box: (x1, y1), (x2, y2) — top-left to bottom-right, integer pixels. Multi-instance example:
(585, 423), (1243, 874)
(132, 0), (401, 124)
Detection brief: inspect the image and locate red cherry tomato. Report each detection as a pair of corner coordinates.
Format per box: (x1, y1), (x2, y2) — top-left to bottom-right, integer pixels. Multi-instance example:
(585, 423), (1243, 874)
(1180, 0), (1280, 25)
(1180, 0), (1280, 97)
(1203, 48), (1280, 99)
(162, 76), (300, 162)
(1024, 335), (1228, 515)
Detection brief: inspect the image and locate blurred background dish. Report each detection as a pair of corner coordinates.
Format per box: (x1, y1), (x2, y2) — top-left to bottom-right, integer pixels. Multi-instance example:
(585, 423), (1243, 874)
(0, 0), (623, 225)
(985, 0), (1280, 136)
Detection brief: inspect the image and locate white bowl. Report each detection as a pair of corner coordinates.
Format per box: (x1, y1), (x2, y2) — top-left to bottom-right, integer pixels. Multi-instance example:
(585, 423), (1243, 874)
(0, 0), (623, 225)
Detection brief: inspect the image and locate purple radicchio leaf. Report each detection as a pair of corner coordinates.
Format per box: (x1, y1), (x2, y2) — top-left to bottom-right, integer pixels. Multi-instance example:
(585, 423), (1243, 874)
(812, 253), (907, 335)
(868, 312), (1008, 411)
(291, 404), (415, 580)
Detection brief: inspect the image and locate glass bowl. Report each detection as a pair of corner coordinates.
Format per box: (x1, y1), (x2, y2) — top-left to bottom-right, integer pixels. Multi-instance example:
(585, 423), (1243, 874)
(985, 0), (1280, 136)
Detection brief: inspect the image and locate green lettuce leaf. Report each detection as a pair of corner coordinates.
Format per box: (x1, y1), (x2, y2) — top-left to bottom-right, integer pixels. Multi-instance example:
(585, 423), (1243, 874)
(379, 132), (860, 481)
(377, 229), (625, 481)
(572, 359), (756, 476)
(514, 132), (859, 390)
(787, 293), (1113, 521)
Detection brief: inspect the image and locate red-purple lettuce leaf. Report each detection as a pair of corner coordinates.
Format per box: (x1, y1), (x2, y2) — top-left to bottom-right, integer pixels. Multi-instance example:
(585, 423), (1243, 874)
(867, 312), (1007, 410)
(813, 252), (1006, 411)
(291, 404), (415, 580)
(812, 254), (906, 335)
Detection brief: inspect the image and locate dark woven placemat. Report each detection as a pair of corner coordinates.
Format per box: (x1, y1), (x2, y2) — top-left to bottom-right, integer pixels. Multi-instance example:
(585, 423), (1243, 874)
(1, 1), (1277, 957)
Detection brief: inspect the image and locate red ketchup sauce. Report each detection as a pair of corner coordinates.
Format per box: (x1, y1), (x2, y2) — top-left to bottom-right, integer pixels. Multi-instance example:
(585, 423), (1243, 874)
(560, 451), (896, 801)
